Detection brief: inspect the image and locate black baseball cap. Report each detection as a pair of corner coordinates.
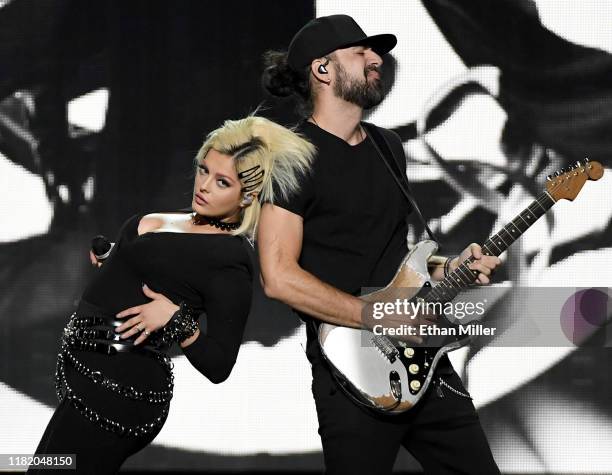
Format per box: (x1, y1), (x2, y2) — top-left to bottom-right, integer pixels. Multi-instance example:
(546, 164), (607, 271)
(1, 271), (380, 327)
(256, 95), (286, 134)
(287, 14), (397, 71)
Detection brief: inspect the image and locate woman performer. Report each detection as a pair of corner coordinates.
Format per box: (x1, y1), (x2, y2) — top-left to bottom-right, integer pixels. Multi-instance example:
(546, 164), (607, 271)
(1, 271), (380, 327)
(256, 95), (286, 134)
(29, 116), (314, 474)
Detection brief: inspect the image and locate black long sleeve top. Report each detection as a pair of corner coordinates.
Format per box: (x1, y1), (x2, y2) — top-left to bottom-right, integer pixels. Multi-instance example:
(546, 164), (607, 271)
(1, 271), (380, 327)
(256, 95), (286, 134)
(80, 213), (254, 384)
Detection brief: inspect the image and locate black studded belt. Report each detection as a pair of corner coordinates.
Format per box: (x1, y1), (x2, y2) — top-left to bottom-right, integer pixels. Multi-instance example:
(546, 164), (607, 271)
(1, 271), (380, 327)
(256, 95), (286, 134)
(64, 300), (166, 356)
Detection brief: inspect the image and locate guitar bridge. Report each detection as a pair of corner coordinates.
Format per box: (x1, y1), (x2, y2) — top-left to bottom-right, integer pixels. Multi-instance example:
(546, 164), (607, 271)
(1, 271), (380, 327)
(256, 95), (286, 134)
(371, 335), (400, 363)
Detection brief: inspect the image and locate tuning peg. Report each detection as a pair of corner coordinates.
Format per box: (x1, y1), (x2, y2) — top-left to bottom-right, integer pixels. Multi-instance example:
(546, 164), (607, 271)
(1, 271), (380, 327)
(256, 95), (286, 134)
(583, 157), (590, 163)
(546, 174), (553, 181)
(575, 161), (582, 167)
(554, 171), (560, 177)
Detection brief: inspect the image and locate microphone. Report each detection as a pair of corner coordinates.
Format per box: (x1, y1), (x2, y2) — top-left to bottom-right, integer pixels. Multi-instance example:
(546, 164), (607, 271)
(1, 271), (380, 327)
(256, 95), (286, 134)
(91, 235), (114, 262)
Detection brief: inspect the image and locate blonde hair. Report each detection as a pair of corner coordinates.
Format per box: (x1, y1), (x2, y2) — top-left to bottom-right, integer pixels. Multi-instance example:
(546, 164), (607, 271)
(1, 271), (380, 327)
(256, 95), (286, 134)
(194, 116), (315, 238)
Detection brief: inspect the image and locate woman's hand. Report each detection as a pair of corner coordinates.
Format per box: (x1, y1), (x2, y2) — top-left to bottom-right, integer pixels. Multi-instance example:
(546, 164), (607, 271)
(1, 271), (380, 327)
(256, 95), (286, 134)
(115, 285), (180, 345)
(89, 250), (103, 268)
(89, 239), (115, 267)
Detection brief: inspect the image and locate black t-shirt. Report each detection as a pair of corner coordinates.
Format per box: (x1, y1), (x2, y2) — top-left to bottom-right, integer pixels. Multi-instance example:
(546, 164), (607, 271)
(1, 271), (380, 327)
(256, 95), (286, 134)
(272, 120), (412, 306)
(80, 212), (254, 384)
(269, 122), (454, 374)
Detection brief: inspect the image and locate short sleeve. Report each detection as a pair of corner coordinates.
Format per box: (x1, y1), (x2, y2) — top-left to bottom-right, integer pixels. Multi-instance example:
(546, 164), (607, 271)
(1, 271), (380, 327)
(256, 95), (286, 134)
(262, 168), (314, 218)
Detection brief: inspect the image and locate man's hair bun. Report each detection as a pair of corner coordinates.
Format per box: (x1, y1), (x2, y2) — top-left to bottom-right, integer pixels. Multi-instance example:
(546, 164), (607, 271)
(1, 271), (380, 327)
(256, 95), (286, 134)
(262, 50), (309, 99)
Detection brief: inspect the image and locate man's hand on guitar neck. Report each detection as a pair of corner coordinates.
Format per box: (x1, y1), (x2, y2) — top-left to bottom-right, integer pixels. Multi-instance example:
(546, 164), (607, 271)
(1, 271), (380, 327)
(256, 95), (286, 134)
(429, 243), (501, 284)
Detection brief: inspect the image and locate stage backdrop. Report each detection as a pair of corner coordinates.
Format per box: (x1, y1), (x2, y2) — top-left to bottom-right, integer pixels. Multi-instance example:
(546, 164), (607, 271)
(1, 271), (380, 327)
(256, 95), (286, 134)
(1, 0), (611, 473)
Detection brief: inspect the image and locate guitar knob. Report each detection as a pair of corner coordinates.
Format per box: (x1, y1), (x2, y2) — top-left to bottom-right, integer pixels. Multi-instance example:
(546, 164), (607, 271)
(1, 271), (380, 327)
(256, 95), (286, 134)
(554, 171), (560, 177)
(546, 175), (553, 181)
(410, 380), (421, 391)
(404, 348), (415, 358)
(584, 157), (590, 163)
(409, 364), (419, 374)
(575, 161), (582, 167)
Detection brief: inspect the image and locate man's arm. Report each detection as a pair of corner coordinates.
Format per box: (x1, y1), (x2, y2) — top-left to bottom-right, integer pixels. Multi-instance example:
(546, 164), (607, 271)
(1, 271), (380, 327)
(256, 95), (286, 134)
(258, 203), (366, 328)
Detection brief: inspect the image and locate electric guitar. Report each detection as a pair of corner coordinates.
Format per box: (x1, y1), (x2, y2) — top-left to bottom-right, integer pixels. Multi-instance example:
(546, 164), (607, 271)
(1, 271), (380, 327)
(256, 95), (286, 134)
(318, 159), (604, 414)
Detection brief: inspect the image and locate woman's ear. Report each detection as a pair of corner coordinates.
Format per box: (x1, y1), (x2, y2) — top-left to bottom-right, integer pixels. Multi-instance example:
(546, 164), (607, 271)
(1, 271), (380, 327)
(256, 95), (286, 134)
(240, 192), (258, 208)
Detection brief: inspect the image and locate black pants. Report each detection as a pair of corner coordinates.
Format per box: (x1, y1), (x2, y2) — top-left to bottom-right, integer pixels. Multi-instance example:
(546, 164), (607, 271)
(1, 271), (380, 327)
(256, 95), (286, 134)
(28, 398), (158, 474)
(29, 344), (170, 474)
(310, 350), (500, 475)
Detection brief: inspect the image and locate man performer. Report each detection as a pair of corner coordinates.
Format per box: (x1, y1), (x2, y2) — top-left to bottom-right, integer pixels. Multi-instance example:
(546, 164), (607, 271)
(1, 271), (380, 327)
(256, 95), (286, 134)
(259, 14), (501, 474)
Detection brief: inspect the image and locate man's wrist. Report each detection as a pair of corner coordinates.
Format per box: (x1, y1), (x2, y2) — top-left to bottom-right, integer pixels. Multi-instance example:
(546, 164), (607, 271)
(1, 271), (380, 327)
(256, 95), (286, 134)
(360, 301), (375, 330)
(444, 256), (458, 277)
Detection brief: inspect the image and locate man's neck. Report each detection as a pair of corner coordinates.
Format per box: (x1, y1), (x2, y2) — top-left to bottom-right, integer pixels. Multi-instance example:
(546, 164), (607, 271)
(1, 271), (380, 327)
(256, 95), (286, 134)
(310, 99), (364, 145)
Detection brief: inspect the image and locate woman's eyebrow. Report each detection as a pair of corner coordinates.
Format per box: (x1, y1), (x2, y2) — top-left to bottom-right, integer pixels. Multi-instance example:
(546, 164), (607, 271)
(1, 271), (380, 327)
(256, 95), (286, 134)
(199, 162), (235, 183)
(218, 173), (235, 183)
(213, 170), (235, 183)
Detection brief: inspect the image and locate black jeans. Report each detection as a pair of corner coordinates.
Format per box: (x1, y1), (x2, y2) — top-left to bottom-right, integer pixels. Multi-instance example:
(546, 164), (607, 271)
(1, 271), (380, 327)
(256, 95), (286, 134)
(310, 349), (500, 475)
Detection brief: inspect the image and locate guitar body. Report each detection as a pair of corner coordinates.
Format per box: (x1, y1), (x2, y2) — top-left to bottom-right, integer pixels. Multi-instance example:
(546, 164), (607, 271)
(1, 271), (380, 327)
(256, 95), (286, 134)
(318, 240), (466, 414)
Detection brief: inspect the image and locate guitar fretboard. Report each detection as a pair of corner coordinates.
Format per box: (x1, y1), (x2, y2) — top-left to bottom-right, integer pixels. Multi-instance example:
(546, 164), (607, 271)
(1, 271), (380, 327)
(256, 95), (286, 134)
(426, 191), (556, 304)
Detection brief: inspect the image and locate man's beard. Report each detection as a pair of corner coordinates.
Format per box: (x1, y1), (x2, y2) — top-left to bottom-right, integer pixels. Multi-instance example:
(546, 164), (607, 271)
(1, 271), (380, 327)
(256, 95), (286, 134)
(333, 62), (386, 109)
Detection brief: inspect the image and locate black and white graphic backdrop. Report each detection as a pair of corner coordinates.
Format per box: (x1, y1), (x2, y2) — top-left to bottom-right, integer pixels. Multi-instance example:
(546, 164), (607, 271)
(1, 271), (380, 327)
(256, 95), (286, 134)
(1, 1), (611, 472)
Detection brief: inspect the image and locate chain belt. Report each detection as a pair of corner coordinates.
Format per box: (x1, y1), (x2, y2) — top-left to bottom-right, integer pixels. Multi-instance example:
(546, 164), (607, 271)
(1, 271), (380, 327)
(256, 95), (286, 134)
(54, 309), (174, 437)
(435, 375), (472, 399)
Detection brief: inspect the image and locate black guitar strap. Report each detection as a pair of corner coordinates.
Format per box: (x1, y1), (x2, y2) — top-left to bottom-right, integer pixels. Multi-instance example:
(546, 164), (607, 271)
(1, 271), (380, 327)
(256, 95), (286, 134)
(362, 121), (440, 247)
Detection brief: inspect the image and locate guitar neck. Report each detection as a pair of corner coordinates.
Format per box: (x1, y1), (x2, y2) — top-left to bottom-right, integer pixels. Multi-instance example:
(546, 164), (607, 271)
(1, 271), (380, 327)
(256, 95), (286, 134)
(427, 191), (556, 303)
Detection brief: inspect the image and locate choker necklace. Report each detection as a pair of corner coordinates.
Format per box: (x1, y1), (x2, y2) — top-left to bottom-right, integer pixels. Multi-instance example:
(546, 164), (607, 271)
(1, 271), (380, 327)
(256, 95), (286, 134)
(191, 212), (240, 231)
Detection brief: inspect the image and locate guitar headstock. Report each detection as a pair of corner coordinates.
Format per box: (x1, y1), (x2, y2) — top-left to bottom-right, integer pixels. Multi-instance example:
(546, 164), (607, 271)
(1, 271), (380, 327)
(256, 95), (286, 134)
(546, 158), (604, 202)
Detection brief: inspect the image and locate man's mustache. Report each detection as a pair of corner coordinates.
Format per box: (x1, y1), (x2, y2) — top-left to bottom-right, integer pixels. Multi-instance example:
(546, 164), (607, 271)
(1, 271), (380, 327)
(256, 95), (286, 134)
(365, 64), (382, 77)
